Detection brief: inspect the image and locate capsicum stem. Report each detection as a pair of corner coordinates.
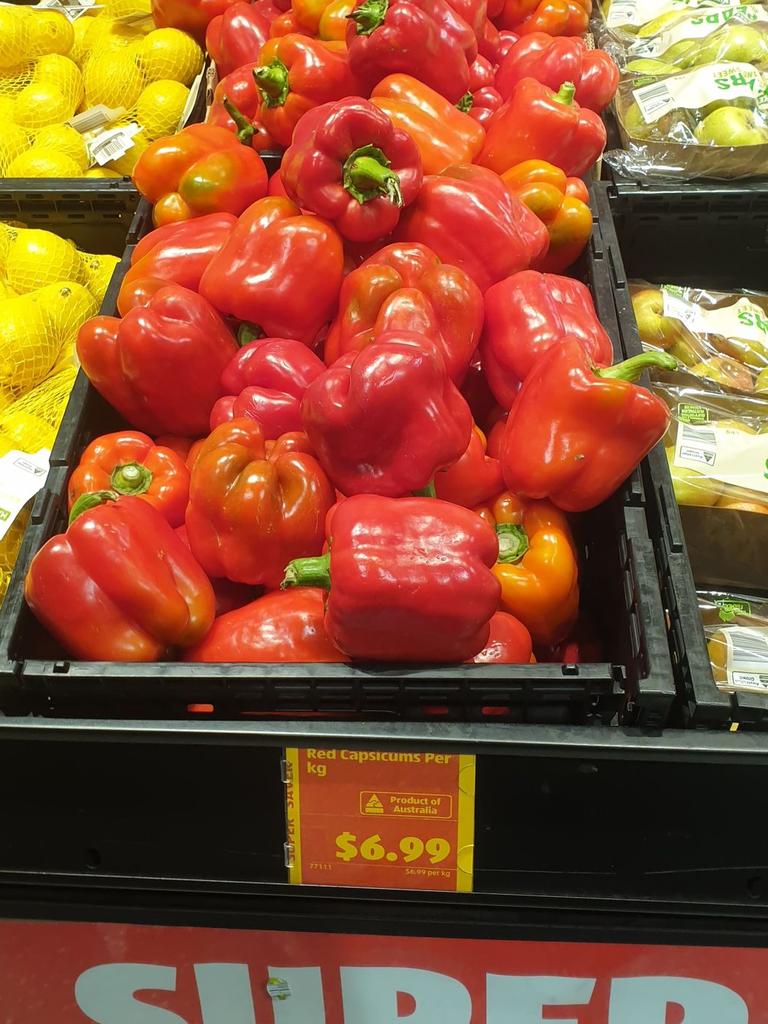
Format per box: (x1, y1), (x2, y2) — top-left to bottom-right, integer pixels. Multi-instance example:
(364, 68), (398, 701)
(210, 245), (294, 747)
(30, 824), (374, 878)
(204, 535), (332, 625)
(254, 59), (290, 108)
(496, 523), (529, 564)
(343, 144), (403, 206)
(282, 552), (331, 589)
(348, 0), (388, 35)
(222, 96), (255, 145)
(111, 461), (153, 497)
(456, 92), (473, 113)
(413, 480), (437, 498)
(68, 489), (118, 525)
(554, 82), (576, 106)
(596, 351), (678, 382)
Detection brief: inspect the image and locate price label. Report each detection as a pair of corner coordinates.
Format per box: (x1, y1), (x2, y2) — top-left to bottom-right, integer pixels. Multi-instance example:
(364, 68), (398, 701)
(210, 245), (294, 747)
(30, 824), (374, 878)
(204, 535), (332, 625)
(284, 748), (475, 892)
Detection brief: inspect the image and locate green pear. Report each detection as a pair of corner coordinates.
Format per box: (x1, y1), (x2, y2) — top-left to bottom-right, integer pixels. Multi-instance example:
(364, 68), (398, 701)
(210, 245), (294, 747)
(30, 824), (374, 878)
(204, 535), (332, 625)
(665, 447), (723, 506)
(695, 105), (768, 145)
(663, 39), (697, 63)
(625, 57), (677, 73)
(755, 367), (768, 393)
(623, 100), (653, 137)
(637, 10), (683, 36)
(679, 24), (768, 67)
(632, 288), (692, 350)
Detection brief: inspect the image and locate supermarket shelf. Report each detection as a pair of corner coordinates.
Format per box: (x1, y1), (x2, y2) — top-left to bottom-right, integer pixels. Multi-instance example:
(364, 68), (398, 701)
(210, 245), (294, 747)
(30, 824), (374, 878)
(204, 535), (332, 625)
(593, 181), (768, 729)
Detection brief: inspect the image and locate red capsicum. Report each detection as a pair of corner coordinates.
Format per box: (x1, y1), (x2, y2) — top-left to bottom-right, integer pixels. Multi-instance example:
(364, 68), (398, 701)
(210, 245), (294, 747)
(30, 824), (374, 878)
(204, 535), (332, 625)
(457, 56), (503, 125)
(185, 588), (347, 662)
(118, 212), (236, 317)
(254, 34), (360, 147)
(206, 2), (270, 77)
(500, 344), (678, 512)
(435, 426), (503, 508)
(346, 0), (474, 103)
(471, 611), (533, 664)
(199, 197), (345, 345)
(25, 496), (215, 661)
(185, 418), (335, 587)
(207, 64), (276, 152)
(68, 432), (190, 529)
(478, 77), (606, 176)
(324, 241), (483, 384)
(496, 32), (619, 113)
(77, 286), (238, 437)
(210, 338), (327, 436)
(151, 0), (239, 42)
(481, 269), (613, 408)
(133, 124), (269, 227)
(281, 97), (423, 243)
(282, 494), (501, 661)
(302, 330), (473, 497)
(396, 163), (549, 293)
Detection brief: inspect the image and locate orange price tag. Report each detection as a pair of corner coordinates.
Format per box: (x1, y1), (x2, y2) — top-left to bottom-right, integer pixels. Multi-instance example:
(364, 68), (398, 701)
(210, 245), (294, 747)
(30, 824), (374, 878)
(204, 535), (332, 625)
(285, 748), (475, 892)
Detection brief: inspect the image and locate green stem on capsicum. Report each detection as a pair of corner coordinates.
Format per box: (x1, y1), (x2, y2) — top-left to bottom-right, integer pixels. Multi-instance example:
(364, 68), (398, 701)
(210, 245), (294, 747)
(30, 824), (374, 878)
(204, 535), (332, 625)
(343, 144), (403, 206)
(282, 552), (331, 589)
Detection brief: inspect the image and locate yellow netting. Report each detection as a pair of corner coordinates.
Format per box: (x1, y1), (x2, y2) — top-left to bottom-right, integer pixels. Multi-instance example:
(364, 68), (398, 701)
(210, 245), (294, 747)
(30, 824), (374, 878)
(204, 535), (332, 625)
(0, 7), (203, 177)
(0, 506), (30, 603)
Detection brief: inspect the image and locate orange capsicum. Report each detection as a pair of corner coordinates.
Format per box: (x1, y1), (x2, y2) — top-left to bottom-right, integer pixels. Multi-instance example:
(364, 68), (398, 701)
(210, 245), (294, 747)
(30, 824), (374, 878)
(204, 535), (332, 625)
(319, 0), (355, 38)
(495, 0), (590, 35)
(501, 160), (592, 274)
(476, 490), (579, 645)
(370, 74), (485, 175)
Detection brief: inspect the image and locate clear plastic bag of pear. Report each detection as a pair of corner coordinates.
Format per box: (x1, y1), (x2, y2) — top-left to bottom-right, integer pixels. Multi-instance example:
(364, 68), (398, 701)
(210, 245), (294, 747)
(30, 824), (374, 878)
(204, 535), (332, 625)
(653, 376), (768, 514)
(597, 0), (767, 49)
(608, 58), (768, 176)
(631, 281), (768, 394)
(699, 590), (768, 695)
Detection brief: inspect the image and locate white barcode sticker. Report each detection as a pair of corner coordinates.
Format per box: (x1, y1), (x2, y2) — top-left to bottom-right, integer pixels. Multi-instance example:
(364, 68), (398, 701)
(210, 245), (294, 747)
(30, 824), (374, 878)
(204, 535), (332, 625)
(35, 0), (98, 21)
(632, 61), (768, 125)
(674, 422), (718, 467)
(0, 449), (50, 542)
(69, 104), (125, 134)
(724, 626), (768, 692)
(86, 122), (141, 167)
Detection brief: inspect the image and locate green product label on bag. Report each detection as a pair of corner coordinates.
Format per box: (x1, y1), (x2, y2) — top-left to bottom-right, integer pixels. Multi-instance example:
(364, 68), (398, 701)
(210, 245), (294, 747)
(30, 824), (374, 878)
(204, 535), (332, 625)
(677, 403), (709, 424)
(716, 597), (753, 622)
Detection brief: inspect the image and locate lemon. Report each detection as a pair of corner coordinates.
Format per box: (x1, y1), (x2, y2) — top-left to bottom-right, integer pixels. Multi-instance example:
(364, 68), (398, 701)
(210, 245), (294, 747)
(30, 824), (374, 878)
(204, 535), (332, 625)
(82, 167), (122, 178)
(5, 229), (83, 294)
(69, 16), (97, 68)
(0, 97), (16, 122)
(0, 276), (16, 301)
(0, 124), (31, 175)
(0, 411), (56, 458)
(0, 294), (59, 391)
(26, 10), (74, 59)
(79, 251), (120, 300)
(136, 79), (189, 140)
(0, 10), (30, 72)
(101, 0), (152, 18)
(83, 50), (145, 109)
(0, 222), (16, 268)
(30, 124), (88, 170)
(33, 54), (84, 111)
(13, 81), (75, 129)
(106, 125), (149, 175)
(5, 147), (82, 179)
(31, 280), (96, 348)
(136, 28), (203, 86)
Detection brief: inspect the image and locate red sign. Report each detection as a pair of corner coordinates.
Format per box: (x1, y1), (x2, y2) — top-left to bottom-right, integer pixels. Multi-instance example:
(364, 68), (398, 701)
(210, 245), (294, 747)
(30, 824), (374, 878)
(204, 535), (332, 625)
(285, 747), (476, 891)
(0, 919), (765, 1023)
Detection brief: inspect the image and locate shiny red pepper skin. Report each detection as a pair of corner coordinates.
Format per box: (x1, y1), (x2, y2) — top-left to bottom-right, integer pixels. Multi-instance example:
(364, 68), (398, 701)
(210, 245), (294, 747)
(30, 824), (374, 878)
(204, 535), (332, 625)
(118, 213), (236, 317)
(478, 77), (606, 177)
(346, 0), (473, 103)
(255, 34), (361, 148)
(151, 0), (239, 42)
(461, 57), (504, 124)
(25, 496), (216, 661)
(435, 426), (503, 508)
(281, 98), (423, 243)
(481, 270), (614, 408)
(324, 241), (483, 384)
(199, 197), (345, 345)
(496, 33), (619, 113)
(303, 330), (473, 497)
(211, 338), (327, 436)
(471, 610), (533, 663)
(185, 419), (335, 587)
(184, 588), (347, 662)
(68, 432), (190, 528)
(500, 343), (675, 512)
(207, 65), (276, 152)
(396, 164), (549, 293)
(283, 494), (501, 661)
(77, 286), (238, 437)
(206, 2), (270, 77)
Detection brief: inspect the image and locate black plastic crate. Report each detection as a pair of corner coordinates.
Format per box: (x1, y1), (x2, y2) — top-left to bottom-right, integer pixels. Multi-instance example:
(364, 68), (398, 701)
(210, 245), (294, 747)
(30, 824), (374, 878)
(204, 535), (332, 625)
(595, 180), (768, 728)
(0, 195), (676, 727)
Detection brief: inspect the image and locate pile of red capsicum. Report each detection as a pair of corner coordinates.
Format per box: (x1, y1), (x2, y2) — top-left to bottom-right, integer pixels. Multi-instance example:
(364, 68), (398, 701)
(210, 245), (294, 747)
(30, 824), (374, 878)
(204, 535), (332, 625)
(23, 0), (679, 667)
